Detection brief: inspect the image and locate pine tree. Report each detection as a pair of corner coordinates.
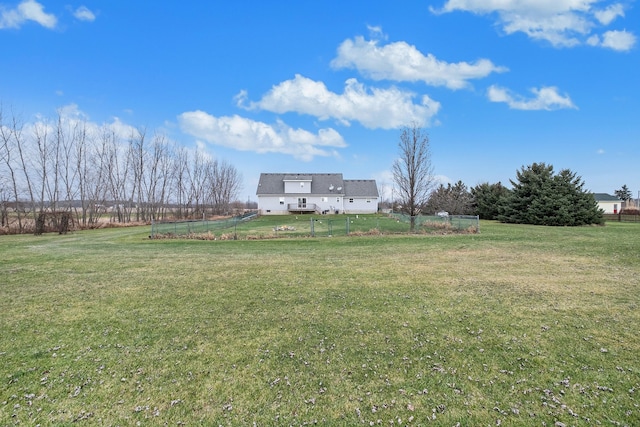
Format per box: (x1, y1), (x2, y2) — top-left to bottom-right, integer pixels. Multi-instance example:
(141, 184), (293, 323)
(424, 181), (473, 215)
(498, 163), (603, 226)
(614, 185), (632, 202)
(471, 182), (510, 220)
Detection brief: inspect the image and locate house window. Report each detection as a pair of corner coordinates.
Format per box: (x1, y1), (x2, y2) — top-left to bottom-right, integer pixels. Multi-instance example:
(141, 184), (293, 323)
(279, 197), (285, 205)
(300, 182), (305, 188)
(336, 198), (340, 203)
(366, 199), (371, 203)
(349, 198), (354, 203)
(322, 197), (328, 202)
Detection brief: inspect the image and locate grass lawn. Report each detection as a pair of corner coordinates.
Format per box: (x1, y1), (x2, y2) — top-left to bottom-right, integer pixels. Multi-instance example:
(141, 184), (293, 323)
(150, 213), (476, 239)
(1, 221), (639, 426)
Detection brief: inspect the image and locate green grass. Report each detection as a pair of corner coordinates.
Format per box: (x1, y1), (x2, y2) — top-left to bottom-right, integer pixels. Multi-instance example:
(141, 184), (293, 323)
(151, 213), (474, 239)
(1, 221), (639, 425)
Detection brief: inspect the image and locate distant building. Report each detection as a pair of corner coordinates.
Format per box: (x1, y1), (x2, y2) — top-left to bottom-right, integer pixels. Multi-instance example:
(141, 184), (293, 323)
(593, 193), (621, 214)
(256, 173), (378, 215)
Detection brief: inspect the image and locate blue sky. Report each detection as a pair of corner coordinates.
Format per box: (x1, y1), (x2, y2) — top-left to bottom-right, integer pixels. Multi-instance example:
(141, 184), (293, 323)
(2, 0), (639, 202)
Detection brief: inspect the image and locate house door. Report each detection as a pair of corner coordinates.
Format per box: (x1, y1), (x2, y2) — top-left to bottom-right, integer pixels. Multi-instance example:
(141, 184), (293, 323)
(297, 197), (307, 208)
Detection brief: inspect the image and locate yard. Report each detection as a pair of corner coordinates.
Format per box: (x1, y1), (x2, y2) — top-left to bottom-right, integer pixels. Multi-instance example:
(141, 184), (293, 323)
(1, 221), (639, 425)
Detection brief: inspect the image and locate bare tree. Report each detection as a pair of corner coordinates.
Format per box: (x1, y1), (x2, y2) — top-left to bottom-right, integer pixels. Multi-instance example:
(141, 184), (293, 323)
(392, 124), (435, 231)
(377, 181), (392, 210)
(128, 128), (148, 221)
(83, 126), (118, 225)
(143, 133), (172, 221)
(187, 149), (208, 219)
(1, 105), (247, 232)
(172, 146), (190, 219)
(58, 111), (86, 219)
(0, 177), (9, 228)
(15, 116), (38, 225)
(32, 118), (54, 212)
(0, 106), (22, 231)
(208, 159), (242, 215)
(72, 119), (92, 226)
(103, 128), (131, 223)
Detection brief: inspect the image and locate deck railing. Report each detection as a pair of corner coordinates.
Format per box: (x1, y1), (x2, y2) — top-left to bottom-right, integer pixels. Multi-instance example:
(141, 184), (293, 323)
(287, 203), (318, 211)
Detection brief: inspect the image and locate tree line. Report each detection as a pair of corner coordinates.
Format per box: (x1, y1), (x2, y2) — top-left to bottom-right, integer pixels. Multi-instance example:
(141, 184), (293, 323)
(391, 163), (605, 226)
(1, 108), (242, 234)
(391, 124), (604, 227)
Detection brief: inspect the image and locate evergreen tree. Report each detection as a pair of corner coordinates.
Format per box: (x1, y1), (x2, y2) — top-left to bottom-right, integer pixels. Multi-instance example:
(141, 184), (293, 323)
(424, 181), (473, 215)
(614, 184), (632, 202)
(471, 182), (510, 220)
(498, 162), (603, 226)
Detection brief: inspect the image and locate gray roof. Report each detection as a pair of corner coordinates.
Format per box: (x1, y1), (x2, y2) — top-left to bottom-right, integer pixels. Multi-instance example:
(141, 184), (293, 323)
(283, 174), (313, 181)
(593, 193), (620, 201)
(256, 173), (377, 198)
(343, 180), (379, 198)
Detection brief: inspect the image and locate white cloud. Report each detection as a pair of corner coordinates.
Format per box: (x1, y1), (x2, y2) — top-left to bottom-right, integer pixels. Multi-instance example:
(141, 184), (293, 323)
(587, 29), (636, 51)
(594, 3), (624, 25)
(599, 30), (636, 51)
(434, 174), (453, 187)
(331, 35), (507, 89)
(178, 110), (347, 161)
(0, 0), (56, 29)
(237, 74), (441, 129)
(433, 0), (635, 49)
(434, 0), (595, 15)
(487, 85), (577, 110)
(56, 104), (137, 140)
(366, 24), (386, 40)
(500, 10), (591, 46)
(73, 6), (95, 22)
(15, 104), (138, 153)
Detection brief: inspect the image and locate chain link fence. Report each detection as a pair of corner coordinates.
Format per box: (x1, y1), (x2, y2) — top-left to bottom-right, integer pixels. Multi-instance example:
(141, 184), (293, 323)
(389, 213), (480, 233)
(151, 213), (479, 239)
(150, 212), (258, 239)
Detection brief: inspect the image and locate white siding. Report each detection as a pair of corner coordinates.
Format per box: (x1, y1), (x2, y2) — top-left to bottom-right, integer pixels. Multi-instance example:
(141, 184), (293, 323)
(284, 180), (311, 194)
(597, 201), (620, 214)
(257, 173), (378, 215)
(259, 195), (349, 215)
(344, 197), (378, 214)
(258, 196), (289, 214)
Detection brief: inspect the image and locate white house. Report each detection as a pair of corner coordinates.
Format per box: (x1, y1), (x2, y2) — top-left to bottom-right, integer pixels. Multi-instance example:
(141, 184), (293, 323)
(256, 173), (378, 215)
(593, 193), (621, 214)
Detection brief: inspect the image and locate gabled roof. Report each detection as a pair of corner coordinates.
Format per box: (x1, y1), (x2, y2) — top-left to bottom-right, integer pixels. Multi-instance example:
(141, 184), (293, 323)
(256, 173), (378, 198)
(343, 180), (379, 198)
(257, 173), (345, 195)
(593, 193), (620, 202)
(283, 174), (313, 181)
